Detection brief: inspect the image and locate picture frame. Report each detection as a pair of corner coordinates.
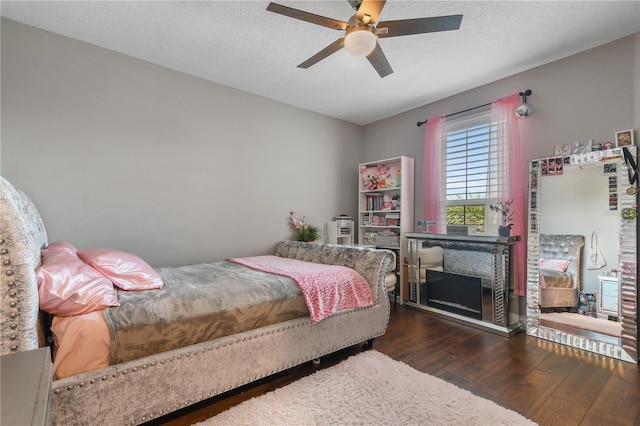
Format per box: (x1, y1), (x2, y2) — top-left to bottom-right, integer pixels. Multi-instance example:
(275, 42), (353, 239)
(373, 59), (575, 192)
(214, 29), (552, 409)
(554, 143), (571, 156)
(572, 140), (592, 154)
(615, 129), (634, 147)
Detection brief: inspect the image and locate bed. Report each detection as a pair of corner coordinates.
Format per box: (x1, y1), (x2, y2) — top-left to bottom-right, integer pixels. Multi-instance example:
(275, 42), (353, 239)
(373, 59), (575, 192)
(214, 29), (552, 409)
(0, 176), (394, 425)
(538, 234), (585, 309)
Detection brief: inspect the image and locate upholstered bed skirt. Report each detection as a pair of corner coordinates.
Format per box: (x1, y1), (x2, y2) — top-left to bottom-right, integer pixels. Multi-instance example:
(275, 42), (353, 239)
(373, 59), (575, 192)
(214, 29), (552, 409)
(51, 299), (389, 425)
(539, 287), (577, 308)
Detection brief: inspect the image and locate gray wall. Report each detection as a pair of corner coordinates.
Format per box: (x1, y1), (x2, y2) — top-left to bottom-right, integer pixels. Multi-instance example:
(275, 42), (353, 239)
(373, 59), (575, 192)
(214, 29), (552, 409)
(2, 18), (638, 269)
(1, 19), (363, 266)
(362, 34), (638, 224)
(636, 32), (640, 132)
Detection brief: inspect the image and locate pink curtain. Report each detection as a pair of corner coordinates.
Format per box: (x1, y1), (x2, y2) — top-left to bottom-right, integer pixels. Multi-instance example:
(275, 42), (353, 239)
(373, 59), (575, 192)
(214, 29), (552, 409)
(422, 116), (446, 234)
(492, 94), (526, 296)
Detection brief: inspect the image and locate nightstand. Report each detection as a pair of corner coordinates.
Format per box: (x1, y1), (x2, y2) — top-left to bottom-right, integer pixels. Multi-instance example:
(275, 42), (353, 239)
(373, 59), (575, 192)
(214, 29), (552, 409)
(598, 275), (620, 319)
(1, 346), (52, 426)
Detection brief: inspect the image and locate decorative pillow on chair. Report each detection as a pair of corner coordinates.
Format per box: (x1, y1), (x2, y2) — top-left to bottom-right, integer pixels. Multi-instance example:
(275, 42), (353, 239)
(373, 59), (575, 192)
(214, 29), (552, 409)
(418, 246), (444, 280)
(36, 249), (119, 316)
(77, 249), (163, 291)
(539, 258), (570, 272)
(418, 246), (444, 270)
(539, 268), (573, 288)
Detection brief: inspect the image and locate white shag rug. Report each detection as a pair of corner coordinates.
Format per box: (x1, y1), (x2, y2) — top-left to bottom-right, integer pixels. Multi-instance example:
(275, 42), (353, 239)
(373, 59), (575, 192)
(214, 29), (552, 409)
(199, 350), (536, 426)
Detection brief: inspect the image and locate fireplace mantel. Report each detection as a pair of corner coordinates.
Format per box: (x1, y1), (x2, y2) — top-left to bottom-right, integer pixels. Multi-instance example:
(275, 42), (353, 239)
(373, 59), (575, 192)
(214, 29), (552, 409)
(406, 233), (523, 337)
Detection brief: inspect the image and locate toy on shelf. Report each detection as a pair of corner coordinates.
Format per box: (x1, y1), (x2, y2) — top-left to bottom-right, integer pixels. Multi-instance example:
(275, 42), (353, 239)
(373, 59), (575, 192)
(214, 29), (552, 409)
(361, 163), (403, 190)
(387, 164), (401, 188)
(360, 165), (379, 190)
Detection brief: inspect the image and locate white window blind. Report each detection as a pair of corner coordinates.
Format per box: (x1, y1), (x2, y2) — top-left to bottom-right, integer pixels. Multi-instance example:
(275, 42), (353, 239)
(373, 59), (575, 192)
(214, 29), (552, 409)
(444, 112), (502, 232)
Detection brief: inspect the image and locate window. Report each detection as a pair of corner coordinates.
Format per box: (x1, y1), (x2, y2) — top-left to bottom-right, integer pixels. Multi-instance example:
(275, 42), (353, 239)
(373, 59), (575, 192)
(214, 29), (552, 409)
(444, 112), (500, 233)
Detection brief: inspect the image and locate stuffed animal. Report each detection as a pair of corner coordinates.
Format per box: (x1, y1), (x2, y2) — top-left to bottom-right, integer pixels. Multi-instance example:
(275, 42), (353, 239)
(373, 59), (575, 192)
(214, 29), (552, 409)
(376, 164), (389, 188)
(360, 165), (379, 190)
(386, 164), (401, 187)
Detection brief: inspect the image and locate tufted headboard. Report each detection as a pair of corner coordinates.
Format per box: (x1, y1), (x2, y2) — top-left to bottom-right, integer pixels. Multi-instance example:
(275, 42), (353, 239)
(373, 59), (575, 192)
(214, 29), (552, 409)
(539, 234), (585, 289)
(0, 177), (48, 355)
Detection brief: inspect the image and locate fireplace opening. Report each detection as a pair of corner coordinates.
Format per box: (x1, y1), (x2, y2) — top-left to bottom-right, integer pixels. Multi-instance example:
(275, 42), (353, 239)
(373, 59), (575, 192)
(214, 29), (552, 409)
(425, 270), (482, 320)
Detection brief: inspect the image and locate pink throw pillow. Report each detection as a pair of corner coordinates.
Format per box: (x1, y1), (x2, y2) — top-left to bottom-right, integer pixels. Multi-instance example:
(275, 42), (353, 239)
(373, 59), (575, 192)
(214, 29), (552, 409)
(77, 249), (163, 291)
(36, 250), (119, 316)
(44, 240), (78, 256)
(539, 258), (571, 272)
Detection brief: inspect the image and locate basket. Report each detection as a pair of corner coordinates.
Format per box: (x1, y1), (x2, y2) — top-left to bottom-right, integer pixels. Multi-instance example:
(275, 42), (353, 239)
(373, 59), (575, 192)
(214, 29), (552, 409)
(363, 232), (377, 245)
(376, 233), (400, 247)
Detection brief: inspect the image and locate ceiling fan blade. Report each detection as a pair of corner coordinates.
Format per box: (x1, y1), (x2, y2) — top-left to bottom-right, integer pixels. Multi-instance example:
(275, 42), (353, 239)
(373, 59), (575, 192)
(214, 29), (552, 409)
(267, 3), (348, 30)
(298, 38), (345, 69)
(356, 0), (387, 24)
(366, 42), (393, 78)
(377, 15), (463, 38)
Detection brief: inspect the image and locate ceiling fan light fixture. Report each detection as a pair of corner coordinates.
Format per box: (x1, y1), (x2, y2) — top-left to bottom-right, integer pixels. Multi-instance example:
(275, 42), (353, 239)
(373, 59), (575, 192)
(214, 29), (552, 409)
(344, 26), (376, 57)
(266, 1), (463, 78)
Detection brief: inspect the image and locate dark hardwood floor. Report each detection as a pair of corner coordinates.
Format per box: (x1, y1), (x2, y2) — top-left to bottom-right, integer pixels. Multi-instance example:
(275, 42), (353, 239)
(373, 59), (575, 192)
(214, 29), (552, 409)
(154, 304), (640, 426)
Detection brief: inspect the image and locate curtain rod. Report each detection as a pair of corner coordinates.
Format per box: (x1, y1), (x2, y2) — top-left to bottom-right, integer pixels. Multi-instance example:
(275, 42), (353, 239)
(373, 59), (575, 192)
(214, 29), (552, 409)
(416, 90), (532, 127)
(416, 102), (491, 127)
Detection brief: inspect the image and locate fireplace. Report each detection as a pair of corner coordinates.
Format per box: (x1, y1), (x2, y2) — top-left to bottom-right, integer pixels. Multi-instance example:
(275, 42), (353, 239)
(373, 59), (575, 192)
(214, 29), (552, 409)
(405, 233), (522, 337)
(425, 270), (482, 320)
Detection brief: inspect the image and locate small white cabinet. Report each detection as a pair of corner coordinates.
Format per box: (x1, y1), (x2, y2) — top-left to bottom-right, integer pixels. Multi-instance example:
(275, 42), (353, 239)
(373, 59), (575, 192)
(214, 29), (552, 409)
(598, 275), (620, 318)
(326, 219), (354, 245)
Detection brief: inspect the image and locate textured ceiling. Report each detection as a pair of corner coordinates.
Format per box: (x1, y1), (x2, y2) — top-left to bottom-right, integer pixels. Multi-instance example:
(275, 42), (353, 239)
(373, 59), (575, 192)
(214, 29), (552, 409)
(2, 1), (639, 125)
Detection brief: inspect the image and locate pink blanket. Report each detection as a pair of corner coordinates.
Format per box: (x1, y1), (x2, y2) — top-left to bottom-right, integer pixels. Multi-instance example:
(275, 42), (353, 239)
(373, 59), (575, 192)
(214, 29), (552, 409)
(227, 255), (373, 323)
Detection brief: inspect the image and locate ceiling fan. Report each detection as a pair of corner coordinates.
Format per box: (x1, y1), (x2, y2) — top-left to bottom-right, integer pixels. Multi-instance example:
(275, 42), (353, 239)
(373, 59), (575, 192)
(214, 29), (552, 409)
(266, 0), (463, 78)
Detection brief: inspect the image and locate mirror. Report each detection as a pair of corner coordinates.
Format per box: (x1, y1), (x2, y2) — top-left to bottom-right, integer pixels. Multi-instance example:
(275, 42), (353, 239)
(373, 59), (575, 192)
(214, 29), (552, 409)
(526, 146), (638, 363)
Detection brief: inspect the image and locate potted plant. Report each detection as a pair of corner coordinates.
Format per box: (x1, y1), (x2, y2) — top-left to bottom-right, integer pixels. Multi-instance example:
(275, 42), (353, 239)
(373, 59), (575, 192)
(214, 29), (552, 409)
(489, 199), (514, 237)
(289, 212), (321, 242)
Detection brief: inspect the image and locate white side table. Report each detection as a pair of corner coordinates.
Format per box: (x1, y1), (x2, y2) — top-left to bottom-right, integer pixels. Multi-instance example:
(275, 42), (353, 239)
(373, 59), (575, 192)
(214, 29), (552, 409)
(326, 220), (354, 245)
(598, 275), (620, 319)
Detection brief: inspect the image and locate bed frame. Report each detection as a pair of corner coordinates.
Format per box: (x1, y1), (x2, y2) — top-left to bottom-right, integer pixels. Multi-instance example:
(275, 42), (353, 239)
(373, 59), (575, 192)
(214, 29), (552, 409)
(0, 176), (394, 425)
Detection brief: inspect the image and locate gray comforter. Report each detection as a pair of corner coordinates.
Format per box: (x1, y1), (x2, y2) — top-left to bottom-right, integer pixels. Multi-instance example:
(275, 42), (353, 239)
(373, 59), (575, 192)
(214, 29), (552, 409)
(103, 261), (309, 364)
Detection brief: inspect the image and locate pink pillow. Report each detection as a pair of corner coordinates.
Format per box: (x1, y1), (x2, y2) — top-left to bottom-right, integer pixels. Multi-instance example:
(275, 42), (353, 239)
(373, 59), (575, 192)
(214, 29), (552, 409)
(77, 249), (163, 291)
(44, 240), (78, 256)
(539, 258), (571, 272)
(36, 250), (119, 316)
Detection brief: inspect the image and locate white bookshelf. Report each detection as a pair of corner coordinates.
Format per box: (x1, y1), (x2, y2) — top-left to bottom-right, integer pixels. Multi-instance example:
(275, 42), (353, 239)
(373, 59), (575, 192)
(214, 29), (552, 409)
(358, 156), (414, 302)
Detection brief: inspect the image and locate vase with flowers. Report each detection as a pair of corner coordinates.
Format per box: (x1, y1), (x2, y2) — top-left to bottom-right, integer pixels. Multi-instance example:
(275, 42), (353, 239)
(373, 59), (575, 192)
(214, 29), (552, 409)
(489, 199), (514, 237)
(289, 211), (321, 243)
